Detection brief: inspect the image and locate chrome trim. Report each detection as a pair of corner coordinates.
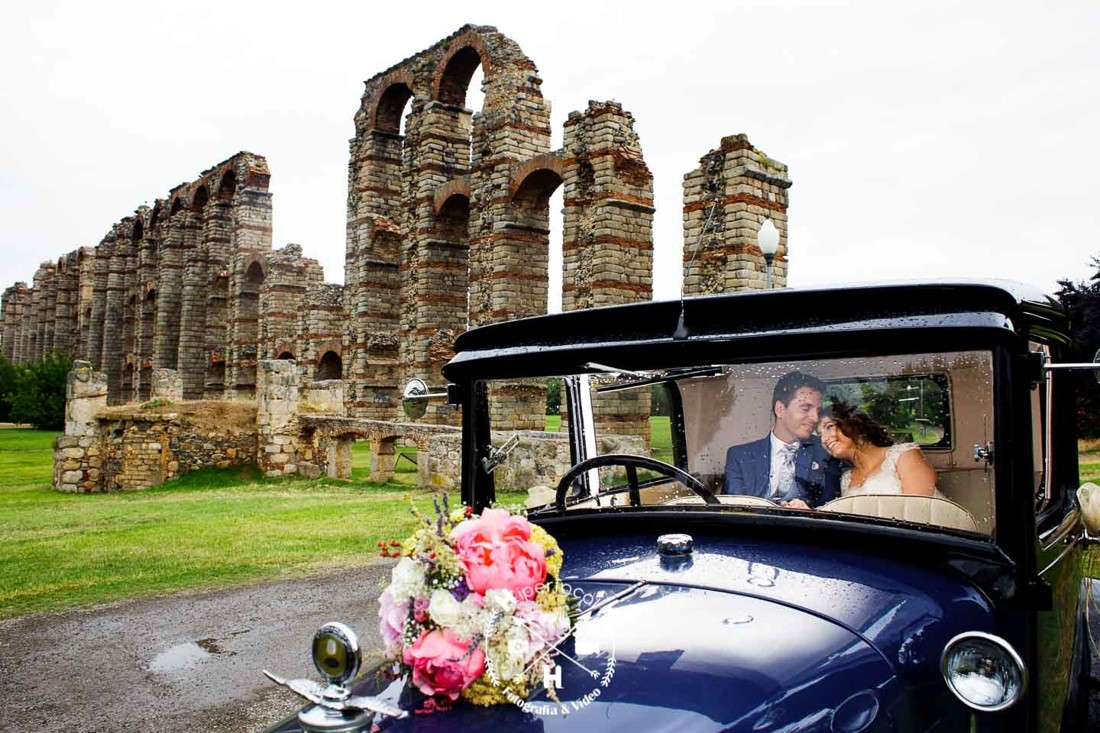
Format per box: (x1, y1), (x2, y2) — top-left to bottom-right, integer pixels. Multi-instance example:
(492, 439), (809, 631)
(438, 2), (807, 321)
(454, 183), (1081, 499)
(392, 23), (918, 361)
(1039, 506), (1079, 552)
(940, 631), (1028, 712)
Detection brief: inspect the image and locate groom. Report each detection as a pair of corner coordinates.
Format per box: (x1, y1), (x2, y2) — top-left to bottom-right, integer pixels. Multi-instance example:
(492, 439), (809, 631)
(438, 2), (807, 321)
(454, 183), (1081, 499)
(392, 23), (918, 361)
(723, 370), (841, 508)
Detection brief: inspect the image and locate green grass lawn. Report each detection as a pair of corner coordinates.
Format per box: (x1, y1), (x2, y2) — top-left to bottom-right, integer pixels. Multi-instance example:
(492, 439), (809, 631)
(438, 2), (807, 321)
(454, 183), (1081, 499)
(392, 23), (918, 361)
(0, 429), (474, 619)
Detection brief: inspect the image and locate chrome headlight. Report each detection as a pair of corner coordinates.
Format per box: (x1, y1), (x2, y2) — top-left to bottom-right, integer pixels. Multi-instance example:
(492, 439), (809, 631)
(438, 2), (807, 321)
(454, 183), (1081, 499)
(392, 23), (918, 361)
(941, 632), (1027, 711)
(312, 622), (362, 686)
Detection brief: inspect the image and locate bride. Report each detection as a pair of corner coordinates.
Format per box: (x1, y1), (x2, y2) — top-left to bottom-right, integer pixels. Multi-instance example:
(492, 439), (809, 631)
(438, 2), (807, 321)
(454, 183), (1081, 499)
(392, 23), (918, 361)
(818, 401), (938, 497)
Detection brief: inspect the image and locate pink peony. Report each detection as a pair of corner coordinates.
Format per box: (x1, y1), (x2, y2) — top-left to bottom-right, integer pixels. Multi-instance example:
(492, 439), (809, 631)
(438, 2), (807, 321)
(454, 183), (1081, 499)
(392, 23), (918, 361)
(378, 588), (410, 656)
(402, 628), (485, 700)
(451, 509), (547, 601)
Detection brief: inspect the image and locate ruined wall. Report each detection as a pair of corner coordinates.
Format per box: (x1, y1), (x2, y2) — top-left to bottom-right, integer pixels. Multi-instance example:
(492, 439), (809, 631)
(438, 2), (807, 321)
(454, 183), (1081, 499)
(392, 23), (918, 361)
(682, 134), (791, 295)
(53, 363), (257, 492)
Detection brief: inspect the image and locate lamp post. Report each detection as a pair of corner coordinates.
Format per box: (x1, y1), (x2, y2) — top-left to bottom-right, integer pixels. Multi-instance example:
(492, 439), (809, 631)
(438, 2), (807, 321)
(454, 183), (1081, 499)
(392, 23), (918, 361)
(758, 219), (780, 289)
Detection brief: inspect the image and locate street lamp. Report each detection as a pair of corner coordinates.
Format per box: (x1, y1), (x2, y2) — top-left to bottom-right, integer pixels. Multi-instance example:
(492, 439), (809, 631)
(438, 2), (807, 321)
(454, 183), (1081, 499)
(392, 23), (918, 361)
(758, 219), (780, 289)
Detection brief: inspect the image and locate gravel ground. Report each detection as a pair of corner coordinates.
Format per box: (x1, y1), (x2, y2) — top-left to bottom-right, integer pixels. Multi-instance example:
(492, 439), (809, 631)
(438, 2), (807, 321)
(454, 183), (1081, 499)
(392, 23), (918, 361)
(0, 562), (393, 733)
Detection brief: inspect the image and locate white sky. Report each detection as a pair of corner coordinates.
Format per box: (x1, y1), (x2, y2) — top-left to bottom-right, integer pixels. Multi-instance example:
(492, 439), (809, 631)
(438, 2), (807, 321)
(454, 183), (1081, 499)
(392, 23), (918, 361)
(2, 0), (1098, 311)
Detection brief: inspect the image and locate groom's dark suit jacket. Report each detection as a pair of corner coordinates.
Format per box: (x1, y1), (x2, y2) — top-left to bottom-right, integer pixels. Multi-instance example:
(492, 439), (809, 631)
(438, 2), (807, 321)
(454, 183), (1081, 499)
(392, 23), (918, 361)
(723, 435), (841, 507)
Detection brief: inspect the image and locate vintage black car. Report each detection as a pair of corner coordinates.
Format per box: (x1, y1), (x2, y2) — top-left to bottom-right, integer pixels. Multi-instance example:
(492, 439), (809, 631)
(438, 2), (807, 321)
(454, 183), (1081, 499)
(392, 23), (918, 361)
(264, 281), (1100, 732)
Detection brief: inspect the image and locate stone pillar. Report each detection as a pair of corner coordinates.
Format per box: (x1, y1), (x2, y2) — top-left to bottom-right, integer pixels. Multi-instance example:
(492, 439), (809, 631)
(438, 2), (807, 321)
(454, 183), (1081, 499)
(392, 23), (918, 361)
(53, 361), (108, 492)
(370, 437), (396, 484)
(256, 359), (301, 477)
(177, 211), (207, 399)
(103, 238), (126, 403)
(1, 284), (28, 362)
(149, 368), (183, 402)
(562, 101), (655, 449)
(682, 134), (791, 295)
(87, 241), (112, 368)
(74, 247), (96, 361)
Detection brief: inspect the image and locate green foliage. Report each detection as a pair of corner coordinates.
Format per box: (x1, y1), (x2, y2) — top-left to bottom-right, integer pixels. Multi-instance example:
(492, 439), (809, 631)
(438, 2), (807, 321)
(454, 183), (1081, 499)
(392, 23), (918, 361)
(545, 378), (561, 415)
(139, 397), (172, 410)
(0, 355), (14, 422)
(651, 383), (672, 416)
(1057, 257), (1100, 438)
(6, 352), (71, 430)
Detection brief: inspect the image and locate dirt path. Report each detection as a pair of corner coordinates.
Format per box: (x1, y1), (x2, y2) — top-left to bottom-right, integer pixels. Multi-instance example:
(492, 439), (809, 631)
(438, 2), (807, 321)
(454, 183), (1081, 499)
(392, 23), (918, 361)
(0, 562), (393, 733)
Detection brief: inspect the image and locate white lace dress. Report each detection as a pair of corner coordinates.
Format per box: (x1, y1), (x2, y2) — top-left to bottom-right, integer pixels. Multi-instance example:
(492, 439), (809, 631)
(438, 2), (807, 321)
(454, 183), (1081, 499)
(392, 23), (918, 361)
(841, 443), (937, 497)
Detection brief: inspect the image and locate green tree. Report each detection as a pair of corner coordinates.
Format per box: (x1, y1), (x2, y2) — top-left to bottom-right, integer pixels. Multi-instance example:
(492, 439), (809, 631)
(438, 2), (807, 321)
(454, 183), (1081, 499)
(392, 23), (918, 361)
(1057, 256), (1100, 439)
(9, 352), (71, 430)
(545, 378), (561, 415)
(0, 354), (15, 422)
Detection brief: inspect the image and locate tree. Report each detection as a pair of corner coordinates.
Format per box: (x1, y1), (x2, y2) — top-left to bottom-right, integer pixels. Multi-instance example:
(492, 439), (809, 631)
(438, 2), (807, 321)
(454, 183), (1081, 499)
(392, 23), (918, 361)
(0, 355), (14, 422)
(8, 352), (71, 430)
(1056, 256), (1100, 438)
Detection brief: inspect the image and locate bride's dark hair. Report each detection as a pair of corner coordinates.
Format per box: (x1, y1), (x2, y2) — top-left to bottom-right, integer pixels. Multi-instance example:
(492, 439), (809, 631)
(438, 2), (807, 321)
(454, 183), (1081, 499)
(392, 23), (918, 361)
(821, 400), (894, 448)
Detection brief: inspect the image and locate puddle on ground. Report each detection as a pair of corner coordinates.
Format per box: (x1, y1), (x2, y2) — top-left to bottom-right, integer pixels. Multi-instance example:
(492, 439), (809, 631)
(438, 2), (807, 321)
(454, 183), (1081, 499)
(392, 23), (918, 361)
(148, 637), (237, 673)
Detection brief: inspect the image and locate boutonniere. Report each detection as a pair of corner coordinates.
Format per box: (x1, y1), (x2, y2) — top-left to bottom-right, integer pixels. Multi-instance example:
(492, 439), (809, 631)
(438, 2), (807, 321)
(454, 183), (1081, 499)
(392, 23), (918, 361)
(811, 461), (820, 471)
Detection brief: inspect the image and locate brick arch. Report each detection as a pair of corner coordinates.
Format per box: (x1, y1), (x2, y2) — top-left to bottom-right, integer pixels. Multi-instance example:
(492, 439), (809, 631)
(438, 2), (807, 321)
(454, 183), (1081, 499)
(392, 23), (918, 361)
(358, 68), (418, 135)
(169, 196), (185, 217)
(217, 169), (237, 201)
(273, 341), (296, 360)
(191, 185), (210, 211)
(240, 255), (267, 283)
(433, 177), (471, 215)
(433, 38), (491, 105)
(509, 154), (564, 199)
(374, 80), (414, 135)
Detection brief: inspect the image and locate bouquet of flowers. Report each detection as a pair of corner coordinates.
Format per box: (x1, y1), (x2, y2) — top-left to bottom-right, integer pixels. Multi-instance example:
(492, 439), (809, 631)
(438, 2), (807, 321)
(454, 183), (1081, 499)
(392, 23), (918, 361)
(377, 496), (570, 710)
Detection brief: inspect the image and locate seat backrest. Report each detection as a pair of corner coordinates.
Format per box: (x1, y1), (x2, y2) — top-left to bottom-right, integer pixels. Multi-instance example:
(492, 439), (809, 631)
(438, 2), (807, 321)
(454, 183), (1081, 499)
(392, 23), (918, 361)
(819, 494), (979, 533)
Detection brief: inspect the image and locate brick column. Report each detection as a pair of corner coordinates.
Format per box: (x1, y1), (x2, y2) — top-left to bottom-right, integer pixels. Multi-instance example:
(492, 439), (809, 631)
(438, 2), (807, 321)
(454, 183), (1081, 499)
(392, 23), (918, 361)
(682, 134), (791, 295)
(562, 101), (655, 449)
(256, 359), (302, 477)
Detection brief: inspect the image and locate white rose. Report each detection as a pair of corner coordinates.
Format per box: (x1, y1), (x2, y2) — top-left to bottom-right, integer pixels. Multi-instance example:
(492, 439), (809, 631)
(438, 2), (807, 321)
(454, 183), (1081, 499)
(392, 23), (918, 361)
(428, 588), (462, 627)
(389, 557), (425, 601)
(484, 588), (517, 615)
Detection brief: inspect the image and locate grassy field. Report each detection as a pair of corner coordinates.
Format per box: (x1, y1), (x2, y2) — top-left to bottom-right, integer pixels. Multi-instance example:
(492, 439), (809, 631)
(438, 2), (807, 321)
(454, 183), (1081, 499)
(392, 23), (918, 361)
(2, 424), (1099, 620)
(0, 428), (526, 619)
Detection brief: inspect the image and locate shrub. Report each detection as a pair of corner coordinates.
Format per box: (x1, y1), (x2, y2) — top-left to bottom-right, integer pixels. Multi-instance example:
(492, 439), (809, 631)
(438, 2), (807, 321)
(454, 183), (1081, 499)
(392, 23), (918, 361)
(7, 352), (71, 430)
(0, 355), (14, 422)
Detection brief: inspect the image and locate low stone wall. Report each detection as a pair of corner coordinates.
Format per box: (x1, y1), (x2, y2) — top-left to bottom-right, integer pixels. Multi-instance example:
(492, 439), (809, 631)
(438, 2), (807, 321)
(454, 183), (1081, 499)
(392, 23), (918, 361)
(53, 363), (259, 493)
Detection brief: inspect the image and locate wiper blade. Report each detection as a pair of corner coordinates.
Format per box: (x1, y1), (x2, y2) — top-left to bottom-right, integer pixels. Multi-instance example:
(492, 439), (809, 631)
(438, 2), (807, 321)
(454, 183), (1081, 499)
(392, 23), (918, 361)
(595, 366), (723, 393)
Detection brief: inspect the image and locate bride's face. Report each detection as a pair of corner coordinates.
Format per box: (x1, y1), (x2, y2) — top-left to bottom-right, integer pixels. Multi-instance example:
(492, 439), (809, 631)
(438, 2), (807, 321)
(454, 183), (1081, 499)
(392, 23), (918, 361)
(819, 417), (856, 461)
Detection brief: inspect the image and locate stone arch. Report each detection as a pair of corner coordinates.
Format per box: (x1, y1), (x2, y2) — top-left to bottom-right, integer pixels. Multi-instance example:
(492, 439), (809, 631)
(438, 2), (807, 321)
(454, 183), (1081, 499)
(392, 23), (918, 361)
(169, 197), (184, 217)
(131, 218), (144, 242)
(375, 81), (414, 135)
(510, 155), (564, 199)
(274, 341), (296, 360)
(149, 202), (162, 231)
(435, 194), (470, 244)
(244, 259), (266, 286)
(316, 350), (342, 380)
(191, 185), (209, 211)
(433, 177), (471, 214)
(216, 170), (236, 201)
(434, 41), (490, 106)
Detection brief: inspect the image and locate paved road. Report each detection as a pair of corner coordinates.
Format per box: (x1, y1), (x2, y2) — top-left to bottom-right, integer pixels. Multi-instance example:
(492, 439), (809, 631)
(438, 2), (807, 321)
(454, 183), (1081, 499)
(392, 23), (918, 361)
(0, 562), (394, 733)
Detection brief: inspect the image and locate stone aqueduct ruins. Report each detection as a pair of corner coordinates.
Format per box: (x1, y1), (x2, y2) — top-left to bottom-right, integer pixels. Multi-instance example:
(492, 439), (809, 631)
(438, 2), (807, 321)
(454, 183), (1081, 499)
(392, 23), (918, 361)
(0, 25), (793, 492)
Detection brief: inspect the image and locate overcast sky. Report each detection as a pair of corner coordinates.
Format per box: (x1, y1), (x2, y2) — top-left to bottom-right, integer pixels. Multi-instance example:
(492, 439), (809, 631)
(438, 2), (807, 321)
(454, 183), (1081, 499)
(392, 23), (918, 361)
(2, 0), (1098, 311)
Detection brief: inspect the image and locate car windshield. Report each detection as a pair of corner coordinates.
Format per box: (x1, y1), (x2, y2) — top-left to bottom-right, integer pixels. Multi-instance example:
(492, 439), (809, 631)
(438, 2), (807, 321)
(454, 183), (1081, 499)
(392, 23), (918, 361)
(480, 349), (995, 537)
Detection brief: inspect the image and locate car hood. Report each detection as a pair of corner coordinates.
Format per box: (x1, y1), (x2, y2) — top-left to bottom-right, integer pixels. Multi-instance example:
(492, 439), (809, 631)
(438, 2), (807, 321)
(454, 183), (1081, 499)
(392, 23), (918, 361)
(273, 531), (994, 732)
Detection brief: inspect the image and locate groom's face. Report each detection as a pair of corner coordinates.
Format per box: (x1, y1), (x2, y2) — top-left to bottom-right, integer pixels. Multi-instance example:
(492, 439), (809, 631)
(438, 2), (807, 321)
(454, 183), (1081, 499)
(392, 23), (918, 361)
(774, 387), (823, 443)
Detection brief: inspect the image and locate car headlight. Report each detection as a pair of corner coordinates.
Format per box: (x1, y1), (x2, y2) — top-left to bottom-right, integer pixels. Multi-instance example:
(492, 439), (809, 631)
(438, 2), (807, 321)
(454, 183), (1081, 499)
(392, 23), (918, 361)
(941, 631), (1027, 711)
(312, 622), (362, 686)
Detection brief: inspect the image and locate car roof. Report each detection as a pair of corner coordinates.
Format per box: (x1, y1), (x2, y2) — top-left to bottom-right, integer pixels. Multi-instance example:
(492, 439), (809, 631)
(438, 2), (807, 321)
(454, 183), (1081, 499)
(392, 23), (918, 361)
(443, 280), (1068, 380)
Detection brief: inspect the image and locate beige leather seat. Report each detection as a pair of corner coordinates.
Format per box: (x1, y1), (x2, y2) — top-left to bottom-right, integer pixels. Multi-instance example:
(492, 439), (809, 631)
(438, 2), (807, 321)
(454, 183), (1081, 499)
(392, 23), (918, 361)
(819, 494), (979, 533)
(662, 495), (776, 508)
